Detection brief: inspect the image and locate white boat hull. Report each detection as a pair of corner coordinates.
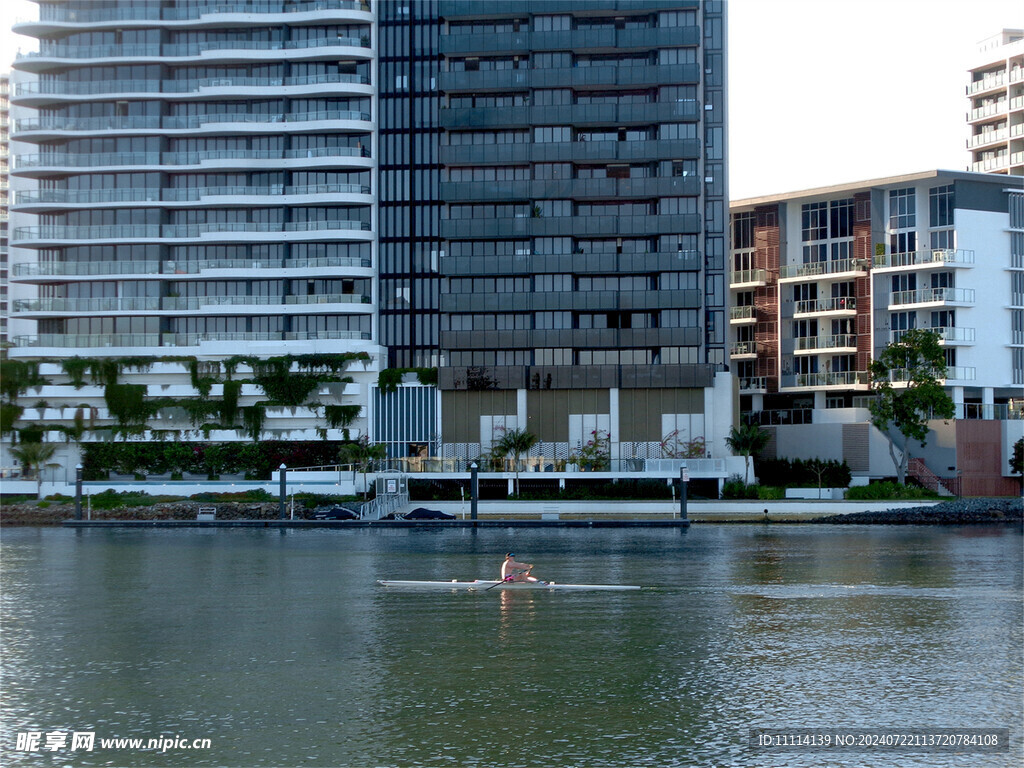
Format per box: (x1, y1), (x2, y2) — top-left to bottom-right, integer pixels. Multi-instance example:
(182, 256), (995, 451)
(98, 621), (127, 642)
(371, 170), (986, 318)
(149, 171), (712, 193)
(376, 579), (641, 592)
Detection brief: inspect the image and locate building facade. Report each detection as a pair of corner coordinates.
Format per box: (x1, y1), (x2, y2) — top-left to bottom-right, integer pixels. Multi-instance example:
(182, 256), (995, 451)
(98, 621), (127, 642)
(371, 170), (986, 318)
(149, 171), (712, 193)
(730, 170), (1024, 496)
(4, 0), (734, 484)
(4, 0), (383, 473)
(967, 28), (1023, 176)
(433, 0), (733, 465)
(2, 74), (9, 346)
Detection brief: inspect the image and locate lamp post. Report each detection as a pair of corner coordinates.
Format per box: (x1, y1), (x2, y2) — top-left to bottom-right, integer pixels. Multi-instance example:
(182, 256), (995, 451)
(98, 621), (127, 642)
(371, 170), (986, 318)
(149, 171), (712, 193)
(278, 464), (287, 519)
(74, 464), (83, 521)
(470, 462), (478, 521)
(679, 465), (689, 521)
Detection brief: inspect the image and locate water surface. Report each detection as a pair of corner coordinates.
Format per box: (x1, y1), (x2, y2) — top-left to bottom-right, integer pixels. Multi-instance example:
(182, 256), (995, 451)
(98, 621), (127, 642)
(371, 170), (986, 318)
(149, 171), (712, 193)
(2, 524), (1021, 767)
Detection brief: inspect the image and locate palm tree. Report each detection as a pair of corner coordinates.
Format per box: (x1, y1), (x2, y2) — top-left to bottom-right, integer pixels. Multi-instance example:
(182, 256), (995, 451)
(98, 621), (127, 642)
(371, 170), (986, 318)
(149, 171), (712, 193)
(725, 422), (770, 485)
(492, 428), (539, 497)
(339, 436), (387, 500)
(11, 440), (58, 499)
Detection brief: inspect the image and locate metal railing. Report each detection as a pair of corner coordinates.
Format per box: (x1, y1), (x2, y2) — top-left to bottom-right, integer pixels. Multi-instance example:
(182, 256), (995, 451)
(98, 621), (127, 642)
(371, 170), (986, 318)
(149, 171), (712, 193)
(728, 268), (767, 285)
(779, 257), (867, 279)
(888, 287), (975, 306)
(793, 296), (856, 315)
(872, 248), (975, 269)
(793, 334), (857, 351)
(781, 371), (869, 388)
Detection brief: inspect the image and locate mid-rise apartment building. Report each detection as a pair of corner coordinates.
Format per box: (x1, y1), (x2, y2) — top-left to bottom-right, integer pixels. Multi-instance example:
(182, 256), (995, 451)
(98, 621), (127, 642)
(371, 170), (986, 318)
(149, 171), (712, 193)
(730, 170), (1024, 496)
(967, 28), (1023, 176)
(4, 0), (733, 484)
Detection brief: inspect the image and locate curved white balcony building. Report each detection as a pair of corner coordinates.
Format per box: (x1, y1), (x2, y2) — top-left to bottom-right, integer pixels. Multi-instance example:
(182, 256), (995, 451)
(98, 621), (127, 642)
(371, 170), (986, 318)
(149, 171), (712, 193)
(9, 0), (379, 359)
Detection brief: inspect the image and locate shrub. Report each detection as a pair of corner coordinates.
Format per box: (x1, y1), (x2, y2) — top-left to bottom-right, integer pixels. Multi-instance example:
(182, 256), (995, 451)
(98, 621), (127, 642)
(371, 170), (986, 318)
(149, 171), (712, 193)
(757, 485), (785, 500)
(845, 481), (941, 501)
(721, 474), (759, 499)
(756, 457), (851, 488)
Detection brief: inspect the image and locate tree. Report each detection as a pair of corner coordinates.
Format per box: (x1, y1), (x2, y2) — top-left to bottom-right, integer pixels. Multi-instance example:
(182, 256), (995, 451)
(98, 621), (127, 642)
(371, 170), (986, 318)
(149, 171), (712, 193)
(868, 329), (954, 485)
(339, 436), (387, 500)
(11, 440), (58, 499)
(725, 422), (770, 484)
(492, 427), (539, 497)
(1011, 436), (1024, 494)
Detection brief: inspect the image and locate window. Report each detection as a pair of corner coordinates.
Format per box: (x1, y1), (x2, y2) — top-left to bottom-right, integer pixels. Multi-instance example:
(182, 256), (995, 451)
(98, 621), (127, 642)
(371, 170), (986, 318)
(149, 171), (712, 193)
(888, 188), (917, 254)
(929, 185), (954, 227)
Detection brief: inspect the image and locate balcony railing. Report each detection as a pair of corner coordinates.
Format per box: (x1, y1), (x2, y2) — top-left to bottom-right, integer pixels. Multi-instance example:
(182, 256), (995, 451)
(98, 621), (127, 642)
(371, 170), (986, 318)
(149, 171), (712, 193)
(779, 257), (868, 279)
(889, 366), (976, 382)
(967, 71), (1006, 94)
(13, 256), (371, 278)
(793, 334), (857, 352)
(20, 36), (370, 61)
(793, 296), (856, 315)
(11, 329), (371, 349)
(739, 376), (767, 392)
(781, 371), (869, 388)
(729, 341), (757, 357)
(872, 248), (975, 269)
(13, 221), (371, 243)
(747, 408), (813, 425)
(728, 268), (767, 285)
(890, 326), (976, 343)
(888, 287), (975, 307)
(14, 293), (370, 313)
(15, 73), (369, 98)
(729, 305), (756, 321)
(16, 183), (370, 206)
(15, 146), (371, 169)
(958, 403), (1024, 420)
(30, 1), (369, 23)
(968, 128), (1009, 148)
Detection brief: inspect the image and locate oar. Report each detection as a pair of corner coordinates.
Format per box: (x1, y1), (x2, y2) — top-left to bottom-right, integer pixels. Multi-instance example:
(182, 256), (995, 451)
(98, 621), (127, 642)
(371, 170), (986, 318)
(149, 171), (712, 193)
(484, 576), (513, 591)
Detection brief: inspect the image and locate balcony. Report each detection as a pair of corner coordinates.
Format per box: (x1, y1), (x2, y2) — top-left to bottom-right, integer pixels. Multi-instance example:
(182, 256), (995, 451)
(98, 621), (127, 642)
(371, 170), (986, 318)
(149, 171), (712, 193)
(438, 175), (698, 203)
(728, 268), (767, 287)
(889, 366), (976, 383)
(739, 376), (768, 393)
(781, 371), (870, 389)
(778, 257), (869, 281)
(729, 305), (756, 323)
(438, 26), (698, 56)
(15, 183), (371, 208)
(968, 127), (1009, 148)
(890, 326), (975, 344)
(18, 36), (370, 66)
(440, 213), (699, 239)
(438, 138), (700, 167)
(792, 297), (856, 316)
(872, 248), (975, 270)
(887, 287), (975, 308)
(12, 256), (371, 280)
(14, 146), (371, 173)
(968, 100), (1007, 122)
(967, 71), (1007, 95)
(437, 63), (700, 94)
(12, 220), (372, 246)
(729, 341), (757, 359)
(440, 288), (699, 314)
(791, 334), (858, 354)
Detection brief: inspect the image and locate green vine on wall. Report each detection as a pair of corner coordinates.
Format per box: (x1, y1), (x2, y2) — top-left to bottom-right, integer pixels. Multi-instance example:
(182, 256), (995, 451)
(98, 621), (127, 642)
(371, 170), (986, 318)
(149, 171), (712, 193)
(377, 367), (438, 393)
(5, 352), (371, 441)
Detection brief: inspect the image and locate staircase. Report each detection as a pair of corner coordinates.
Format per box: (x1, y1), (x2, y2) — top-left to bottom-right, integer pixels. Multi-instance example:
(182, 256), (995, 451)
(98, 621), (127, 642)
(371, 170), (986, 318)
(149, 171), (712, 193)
(907, 458), (956, 497)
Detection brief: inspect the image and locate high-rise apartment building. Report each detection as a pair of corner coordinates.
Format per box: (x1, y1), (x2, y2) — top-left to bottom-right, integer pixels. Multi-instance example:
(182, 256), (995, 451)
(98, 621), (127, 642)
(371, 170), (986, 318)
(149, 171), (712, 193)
(1, 74), (9, 346)
(967, 28), (1023, 176)
(730, 170), (1024, 496)
(433, 0), (732, 464)
(4, 0), (733, 484)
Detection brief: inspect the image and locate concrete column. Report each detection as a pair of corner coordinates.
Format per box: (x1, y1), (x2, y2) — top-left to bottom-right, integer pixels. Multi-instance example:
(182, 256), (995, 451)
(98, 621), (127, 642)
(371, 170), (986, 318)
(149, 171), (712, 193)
(814, 390), (827, 411)
(516, 388), (527, 429)
(751, 393), (765, 413)
(983, 387), (994, 420)
(609, 387), (620, 462)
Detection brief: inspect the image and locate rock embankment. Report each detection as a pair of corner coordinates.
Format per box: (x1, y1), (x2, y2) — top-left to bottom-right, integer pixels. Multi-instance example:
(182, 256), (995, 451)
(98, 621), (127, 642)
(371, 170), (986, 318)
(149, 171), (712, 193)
(0, 501), (284, 526)
(813, 497), (1023, 525)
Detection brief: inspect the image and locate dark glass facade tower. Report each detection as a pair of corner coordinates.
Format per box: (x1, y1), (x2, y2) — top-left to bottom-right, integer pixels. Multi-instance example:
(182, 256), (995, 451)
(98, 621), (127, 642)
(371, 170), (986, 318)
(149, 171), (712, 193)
(426, 0), (731, 461)
(378, 0), (443, 369)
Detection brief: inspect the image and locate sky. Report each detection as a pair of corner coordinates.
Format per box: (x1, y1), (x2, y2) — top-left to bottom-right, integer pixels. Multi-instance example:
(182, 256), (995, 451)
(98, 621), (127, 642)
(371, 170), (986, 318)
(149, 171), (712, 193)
(2, 0), (1022, 200)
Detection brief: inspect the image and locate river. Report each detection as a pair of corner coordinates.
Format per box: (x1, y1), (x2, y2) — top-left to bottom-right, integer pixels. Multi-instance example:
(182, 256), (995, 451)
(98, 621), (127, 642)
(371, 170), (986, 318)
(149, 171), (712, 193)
(1, 524), (1021, 767)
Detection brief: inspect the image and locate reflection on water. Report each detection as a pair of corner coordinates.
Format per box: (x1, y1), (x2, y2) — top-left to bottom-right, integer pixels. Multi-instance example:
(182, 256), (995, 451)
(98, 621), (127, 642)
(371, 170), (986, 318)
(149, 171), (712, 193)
(1, 525), (1020, 767)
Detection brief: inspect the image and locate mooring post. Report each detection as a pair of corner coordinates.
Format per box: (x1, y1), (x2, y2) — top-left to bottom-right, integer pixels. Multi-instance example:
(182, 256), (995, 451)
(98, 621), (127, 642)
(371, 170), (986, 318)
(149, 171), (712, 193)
(679, 465), (689, 520)
(470, 462), (478, 521)
(279, 464), (287, 519)
(74, 464), (83, 521)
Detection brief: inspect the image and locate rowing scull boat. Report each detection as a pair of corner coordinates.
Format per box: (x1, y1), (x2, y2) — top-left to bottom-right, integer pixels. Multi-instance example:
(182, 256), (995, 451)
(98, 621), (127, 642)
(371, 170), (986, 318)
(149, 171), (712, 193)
(376, 579), (641, 591)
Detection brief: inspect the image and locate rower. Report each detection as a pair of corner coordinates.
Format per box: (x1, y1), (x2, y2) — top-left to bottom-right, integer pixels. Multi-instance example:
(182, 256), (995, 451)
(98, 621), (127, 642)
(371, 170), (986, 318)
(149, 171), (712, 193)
(501, 552), (538, 583)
